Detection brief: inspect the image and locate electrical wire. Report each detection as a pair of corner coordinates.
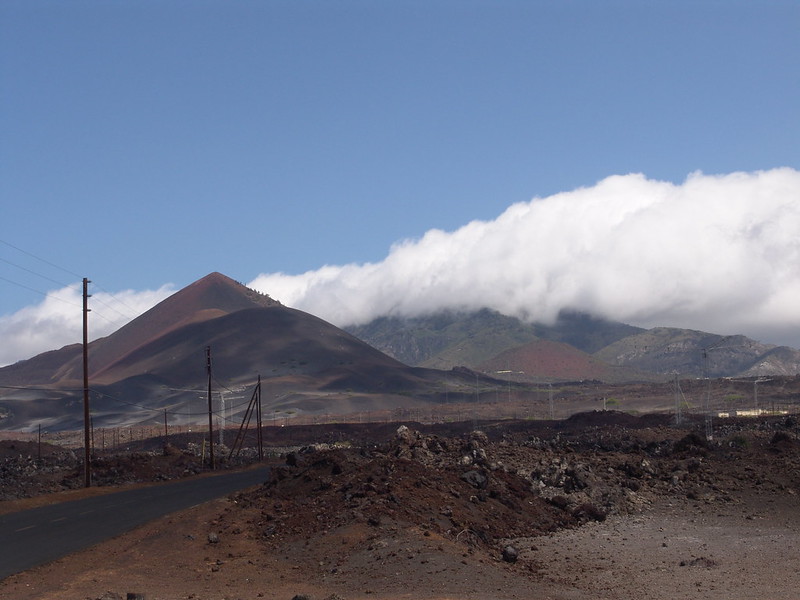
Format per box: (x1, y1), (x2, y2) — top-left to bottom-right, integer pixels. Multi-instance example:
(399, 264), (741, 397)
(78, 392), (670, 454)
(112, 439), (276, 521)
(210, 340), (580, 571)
(0, 255), (74, 289)
(0, 238), (82, 279)
(88, 385), (256, 420)
(0, 384), (83, 392)
(89, 293), (139, 322)
(0, 274), (83, 309)
(0, 276), (120, 326)
(89, 281), (142, 320)
(0, 238), (140, 324)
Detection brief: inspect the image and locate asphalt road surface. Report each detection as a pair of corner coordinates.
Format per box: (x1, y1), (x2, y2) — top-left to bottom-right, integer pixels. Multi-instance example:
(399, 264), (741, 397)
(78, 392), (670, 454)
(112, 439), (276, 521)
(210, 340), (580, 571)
(0, 466), (269, 580)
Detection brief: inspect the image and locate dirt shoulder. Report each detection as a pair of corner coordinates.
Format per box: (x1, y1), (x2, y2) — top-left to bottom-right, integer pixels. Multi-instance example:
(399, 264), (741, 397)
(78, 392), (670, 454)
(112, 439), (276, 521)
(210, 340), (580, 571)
(3, 487), (798, 600)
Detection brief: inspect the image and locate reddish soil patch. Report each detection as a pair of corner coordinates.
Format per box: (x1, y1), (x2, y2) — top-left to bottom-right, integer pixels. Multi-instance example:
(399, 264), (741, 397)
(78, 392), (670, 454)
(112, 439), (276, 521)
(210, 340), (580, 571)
(481, 338), (617, 381)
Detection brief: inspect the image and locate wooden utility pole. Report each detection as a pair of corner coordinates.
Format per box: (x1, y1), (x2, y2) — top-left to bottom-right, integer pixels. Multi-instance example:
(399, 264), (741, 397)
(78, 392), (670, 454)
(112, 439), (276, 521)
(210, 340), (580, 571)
(256, 375), (263, 461)
(206, 346), (215, 469)
(82, 277), (92, 487)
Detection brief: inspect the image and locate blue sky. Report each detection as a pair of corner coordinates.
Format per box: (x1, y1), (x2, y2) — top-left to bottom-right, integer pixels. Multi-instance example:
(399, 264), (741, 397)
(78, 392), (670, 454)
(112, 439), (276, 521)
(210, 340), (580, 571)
(1, 1), (799, 365)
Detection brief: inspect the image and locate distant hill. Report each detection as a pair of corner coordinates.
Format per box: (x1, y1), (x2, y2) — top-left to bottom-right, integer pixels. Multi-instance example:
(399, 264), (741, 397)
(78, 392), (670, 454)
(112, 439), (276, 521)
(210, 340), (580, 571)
(594, 328), (800, 378)
(346, 310), (800, 380)
(0, 273), (478, 431)
(345, 309), (540, 370)
(345, 310), (642, 371)
(478, 339), (645, 383)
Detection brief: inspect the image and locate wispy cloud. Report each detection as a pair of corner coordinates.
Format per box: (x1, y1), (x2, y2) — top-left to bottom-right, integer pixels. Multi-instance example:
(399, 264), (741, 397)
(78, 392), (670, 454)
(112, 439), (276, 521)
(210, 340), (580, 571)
(250, 168), (800, 348)
(0, 285), (174, 367)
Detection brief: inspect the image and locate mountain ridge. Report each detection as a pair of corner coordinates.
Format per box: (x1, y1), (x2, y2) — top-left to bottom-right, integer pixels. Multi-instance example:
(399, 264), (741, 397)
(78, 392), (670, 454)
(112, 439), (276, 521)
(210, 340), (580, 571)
(346, 310), (800, 379)
(2, 272), (799, 431)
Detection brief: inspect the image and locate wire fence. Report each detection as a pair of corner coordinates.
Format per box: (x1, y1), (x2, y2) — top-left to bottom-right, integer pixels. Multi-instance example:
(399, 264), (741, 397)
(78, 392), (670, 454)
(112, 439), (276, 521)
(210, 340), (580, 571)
(7, 381), (799, 453)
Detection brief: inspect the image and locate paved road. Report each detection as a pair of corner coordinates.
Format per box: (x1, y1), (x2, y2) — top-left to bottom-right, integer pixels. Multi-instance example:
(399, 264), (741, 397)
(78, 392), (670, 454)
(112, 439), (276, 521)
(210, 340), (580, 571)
(0, 466), (269, 580)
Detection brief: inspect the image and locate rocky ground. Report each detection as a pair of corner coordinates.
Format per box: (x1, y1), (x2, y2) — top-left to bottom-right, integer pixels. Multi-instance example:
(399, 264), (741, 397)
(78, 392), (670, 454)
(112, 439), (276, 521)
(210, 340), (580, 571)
(2, 411), (800, 599)
(0, 439), (218, 502)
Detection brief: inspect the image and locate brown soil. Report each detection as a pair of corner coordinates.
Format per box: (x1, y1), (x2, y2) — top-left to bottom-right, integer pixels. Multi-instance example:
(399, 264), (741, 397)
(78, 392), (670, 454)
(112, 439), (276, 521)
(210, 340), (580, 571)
(2, 412), (800, 600)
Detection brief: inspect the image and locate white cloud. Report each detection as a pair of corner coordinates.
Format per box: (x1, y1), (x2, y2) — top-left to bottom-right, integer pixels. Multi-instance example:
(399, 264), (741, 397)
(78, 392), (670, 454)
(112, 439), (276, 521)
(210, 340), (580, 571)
(249, 168), (800, 348)
(0, 284), (174, 367)
(3, 168), (798, 368)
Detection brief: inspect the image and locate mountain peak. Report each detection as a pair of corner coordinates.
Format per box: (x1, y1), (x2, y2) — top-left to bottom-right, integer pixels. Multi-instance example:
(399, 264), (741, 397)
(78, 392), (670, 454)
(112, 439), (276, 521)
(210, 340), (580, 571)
(87, 273), (278, 380)
(123, 272), (279, 333)
(182, 272), (279, 310)
(198, 271), (234, 285)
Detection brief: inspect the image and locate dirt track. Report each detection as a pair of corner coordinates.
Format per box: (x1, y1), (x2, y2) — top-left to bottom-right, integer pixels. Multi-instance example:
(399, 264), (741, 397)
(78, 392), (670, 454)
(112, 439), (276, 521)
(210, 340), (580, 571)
(1, 411), (799, 599)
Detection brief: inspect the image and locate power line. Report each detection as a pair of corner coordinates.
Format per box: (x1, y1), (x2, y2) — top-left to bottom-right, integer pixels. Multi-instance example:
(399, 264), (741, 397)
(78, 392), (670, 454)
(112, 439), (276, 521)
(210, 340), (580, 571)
(0, 274), (121, 326)
(90, 382), (251, 417)
(90, 388), (182, 414)
(0, 255), (74, 289)
(3, 381), (257, 426)
(0, 384), (83, 392)
(212, 374), (243, 395)
(0, 238), (82, 279)
(89, 281), (142, 320)
(89, 293), (138, 322)
(0, 274), (83, 309)
(160, 384), (257, 416)
(0, 280), (140, 337)
(0, 238), (140, 323)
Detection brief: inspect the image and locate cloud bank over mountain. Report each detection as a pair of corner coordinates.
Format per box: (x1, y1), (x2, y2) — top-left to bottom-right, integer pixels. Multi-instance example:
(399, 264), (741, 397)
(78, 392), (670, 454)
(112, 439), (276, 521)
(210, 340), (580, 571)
(1, 168), (798, 368)
(250, 168), (800, 349)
